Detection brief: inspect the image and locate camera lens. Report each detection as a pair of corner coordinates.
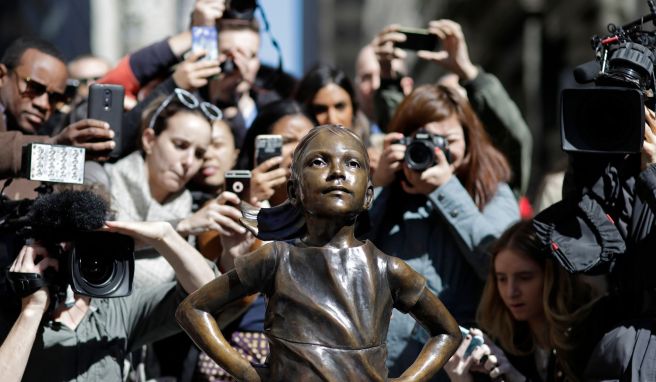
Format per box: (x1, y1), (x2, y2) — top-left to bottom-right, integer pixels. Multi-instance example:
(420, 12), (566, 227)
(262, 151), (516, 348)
(405, 141), (435, 171)
(78, 253), (115, 287)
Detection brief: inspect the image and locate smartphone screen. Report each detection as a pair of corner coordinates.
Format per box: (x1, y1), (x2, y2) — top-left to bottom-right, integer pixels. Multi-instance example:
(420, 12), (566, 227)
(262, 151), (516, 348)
(224, 170), (252, 201)
(87, 84), (124, 157)
(396, 27), (440, 51)
(254, 134), (283, 166)
(192, 26), (219, 61)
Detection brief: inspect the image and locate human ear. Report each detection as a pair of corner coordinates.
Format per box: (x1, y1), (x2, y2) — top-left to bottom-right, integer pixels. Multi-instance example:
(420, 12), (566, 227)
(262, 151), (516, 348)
(287, 179), (299, 206)
(0, 64), (8, 86)
(142, 128), (156, 155)
(363, 182), (374, 210)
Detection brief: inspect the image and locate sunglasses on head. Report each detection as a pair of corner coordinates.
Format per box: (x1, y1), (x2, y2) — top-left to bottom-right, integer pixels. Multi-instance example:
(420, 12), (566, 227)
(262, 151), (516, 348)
(148, 88), (223, 131)
(14, 74), (69, 110)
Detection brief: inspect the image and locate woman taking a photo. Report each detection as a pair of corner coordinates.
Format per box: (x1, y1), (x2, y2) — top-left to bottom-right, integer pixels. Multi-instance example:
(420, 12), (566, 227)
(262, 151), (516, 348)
(368, 84), (519, 377)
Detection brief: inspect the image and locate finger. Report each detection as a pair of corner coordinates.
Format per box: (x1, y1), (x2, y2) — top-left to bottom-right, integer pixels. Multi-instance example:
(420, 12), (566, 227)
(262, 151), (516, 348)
(81, 140), (116, 152)
(74, 127), (115, 141)
(383, 132), (405, 147)
(37, 257), (59, 273)
(484, 355), (498, 371)
(401, 179), (419, 194)
(489, 366), (502, 379)
(217, 191), (241, 206)
(392, 48), (407, 60)
(72, 119), (111, 130)
(213, 213), (246, 234)
(256, 156), (284, 172)
(186, 50), (207, 63)
(11, 246), (29, 271)
(192, 67), (222, 81)
(417, 50), (449, 62)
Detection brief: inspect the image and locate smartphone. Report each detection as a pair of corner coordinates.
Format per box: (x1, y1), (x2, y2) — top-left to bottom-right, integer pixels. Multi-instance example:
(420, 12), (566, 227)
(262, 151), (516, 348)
(87, 83), (125, 157)
(396, 27), (440, 51)
(192, 26), (219, 61)
(254, 134), (283, 166)
(459, 326), (485, 358)
(224, 170), (252, 201)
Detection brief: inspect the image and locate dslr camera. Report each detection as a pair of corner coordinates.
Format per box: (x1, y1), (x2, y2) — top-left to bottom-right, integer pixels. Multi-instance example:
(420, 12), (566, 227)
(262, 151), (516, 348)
(224, 0), (257, 20)
(561, 1), (656, 154)
(396, 129), (451, 171)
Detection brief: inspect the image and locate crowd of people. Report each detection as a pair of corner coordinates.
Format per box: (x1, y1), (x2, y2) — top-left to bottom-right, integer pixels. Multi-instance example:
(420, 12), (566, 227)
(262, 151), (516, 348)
(0, 0), (655, 381)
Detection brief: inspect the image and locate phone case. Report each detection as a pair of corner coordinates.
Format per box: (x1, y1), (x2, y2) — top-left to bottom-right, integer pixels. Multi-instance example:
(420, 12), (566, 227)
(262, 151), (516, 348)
(396, 28), (440, 51)
(255, 134), (283, 165)
(225, 170), (252, 201)
(192, 26), (219, 61)
(87, 84), (125, 157)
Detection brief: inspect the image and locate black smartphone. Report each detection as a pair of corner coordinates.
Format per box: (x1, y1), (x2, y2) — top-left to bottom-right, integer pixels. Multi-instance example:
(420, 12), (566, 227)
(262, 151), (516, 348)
(396, 27), (440, 51)
(255, 134), (283, 166)
(224, 170), (252, 201)
(87, 84), (125, 157)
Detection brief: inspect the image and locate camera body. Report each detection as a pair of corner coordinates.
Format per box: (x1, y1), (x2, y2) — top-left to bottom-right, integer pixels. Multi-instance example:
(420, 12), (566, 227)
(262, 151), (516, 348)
(396, 130), (451, 171)
(224, 0), (257, 20)
(561, 20), (656, 153)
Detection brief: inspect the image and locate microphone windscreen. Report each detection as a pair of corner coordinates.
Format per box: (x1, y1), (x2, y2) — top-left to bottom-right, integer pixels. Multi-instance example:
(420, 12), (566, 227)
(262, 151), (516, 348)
(573, 60), (601, 84)
(30, 190), (108, 241)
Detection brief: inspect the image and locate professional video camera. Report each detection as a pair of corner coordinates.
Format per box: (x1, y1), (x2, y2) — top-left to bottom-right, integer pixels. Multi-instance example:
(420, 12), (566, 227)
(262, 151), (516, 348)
(561, 1), (656, 154)
(0, 143), (134, 303)
(395, 129), (452, 171)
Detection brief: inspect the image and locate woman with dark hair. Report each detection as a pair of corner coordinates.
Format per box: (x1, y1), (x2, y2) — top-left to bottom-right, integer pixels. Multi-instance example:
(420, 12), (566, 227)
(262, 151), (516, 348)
(368, 84), (519, 377)
(237, 99), (314, 206)
(445, 220), (598, 382)
(294, 64), (370, 144)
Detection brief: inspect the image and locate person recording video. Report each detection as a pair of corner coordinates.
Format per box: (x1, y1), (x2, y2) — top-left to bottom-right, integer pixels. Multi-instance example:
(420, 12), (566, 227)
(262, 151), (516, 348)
(0, 214), (224, 382)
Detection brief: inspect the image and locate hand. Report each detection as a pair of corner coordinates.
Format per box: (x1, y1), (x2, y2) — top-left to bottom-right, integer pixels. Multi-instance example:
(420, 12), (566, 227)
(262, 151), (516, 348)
(52, 119), (115, 160)
(191, 0), (225, 26)
(372, 132), (405, 187)
(9, 244), (59, 315)
(173, 50), (221, 90)
(417, 20), (479, 81)
(250, 156), (288, 203)
(177, 191), (247, 236)
(401, 147), (454, 195)
(103, 220), (174, 249)
(444, 328), (489, 382)
(371, 24), (407, 79)
(642, 107), (656, 170)
(474, 333), (526, 382)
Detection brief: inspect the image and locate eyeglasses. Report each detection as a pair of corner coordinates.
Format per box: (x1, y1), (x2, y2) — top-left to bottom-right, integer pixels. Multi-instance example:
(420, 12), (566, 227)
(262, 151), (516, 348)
(14, 74), (68, 110)
(148, 88), (223, 131)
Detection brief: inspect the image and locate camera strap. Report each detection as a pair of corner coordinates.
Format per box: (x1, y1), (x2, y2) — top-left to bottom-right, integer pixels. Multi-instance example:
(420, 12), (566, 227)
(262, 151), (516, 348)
(6, 271), (47, 297)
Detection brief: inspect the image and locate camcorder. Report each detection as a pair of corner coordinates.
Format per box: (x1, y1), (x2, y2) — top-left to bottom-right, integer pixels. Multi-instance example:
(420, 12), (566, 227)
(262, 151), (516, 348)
(1, 144), (134, 307)
(561, 2), (656, 154)
(395, 129), (451, 171)
(1, 190), (134, 303)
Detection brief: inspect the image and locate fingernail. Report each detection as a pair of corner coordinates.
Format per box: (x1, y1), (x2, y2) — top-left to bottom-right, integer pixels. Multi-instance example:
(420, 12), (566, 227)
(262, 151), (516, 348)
(108, 130), (115, 138)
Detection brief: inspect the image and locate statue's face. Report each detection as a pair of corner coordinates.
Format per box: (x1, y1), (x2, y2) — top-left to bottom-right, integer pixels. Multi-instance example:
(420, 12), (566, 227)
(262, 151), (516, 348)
(294, 129), (372, 218)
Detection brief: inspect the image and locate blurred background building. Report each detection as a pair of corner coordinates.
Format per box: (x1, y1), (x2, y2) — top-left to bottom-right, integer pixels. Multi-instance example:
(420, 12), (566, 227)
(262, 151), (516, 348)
(0, 0), (649, 197)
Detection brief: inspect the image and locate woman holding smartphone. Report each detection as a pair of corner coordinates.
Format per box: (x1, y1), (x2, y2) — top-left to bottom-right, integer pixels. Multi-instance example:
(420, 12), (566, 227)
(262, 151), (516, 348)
(445, 221), (599, 382)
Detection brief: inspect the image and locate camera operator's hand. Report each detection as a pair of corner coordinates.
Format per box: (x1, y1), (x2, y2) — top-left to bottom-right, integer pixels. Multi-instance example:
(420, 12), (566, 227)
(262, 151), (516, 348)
(372, 132), (405, 187)
(417, 20), (479, 82)
(191, 0), (226, 27)
(177, 191), (247, 236)
(9, 244), (59, 314)
(250, 156), (288, 204)
(401, 147), (454, 195)
(372, 25), (408, 79)
(642, 107), (656, 170)
(52, 119), (115, 160)
(173, 50), (221, 90)
(104, 221), (173, 249)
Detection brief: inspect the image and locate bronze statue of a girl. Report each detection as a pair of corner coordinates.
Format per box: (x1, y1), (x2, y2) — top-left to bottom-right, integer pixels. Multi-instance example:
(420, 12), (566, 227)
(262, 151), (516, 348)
(176, 125), (461, 381)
